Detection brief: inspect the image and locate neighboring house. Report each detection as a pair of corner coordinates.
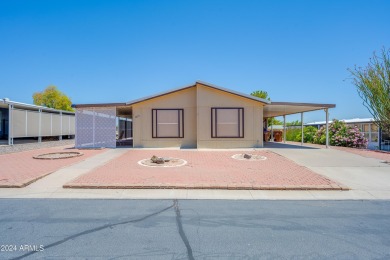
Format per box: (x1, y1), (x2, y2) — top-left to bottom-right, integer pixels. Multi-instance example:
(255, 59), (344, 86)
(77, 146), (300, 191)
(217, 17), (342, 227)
(305, 118), (389, 151)
(0, 98), (75, 145)
(73, 81), (335, 149)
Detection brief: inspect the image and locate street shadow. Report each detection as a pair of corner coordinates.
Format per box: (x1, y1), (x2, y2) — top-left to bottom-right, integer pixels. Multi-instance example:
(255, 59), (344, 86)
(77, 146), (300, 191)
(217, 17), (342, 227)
(264, 142), (319, 150)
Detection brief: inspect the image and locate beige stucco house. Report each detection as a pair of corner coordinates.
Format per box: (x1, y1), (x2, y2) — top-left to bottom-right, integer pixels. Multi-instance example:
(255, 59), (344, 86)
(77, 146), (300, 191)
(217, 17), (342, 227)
(74, 81), (335, 149)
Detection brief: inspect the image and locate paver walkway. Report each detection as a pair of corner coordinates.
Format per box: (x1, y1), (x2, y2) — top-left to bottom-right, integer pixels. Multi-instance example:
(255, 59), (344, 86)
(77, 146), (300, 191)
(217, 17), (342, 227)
(0, 146), (105, 187)
(64, 150), (346, 190)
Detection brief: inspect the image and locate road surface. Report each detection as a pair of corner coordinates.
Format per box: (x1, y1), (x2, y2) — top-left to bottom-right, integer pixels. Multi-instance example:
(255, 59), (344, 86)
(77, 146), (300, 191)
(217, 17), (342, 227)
(1, 199), (389, 259)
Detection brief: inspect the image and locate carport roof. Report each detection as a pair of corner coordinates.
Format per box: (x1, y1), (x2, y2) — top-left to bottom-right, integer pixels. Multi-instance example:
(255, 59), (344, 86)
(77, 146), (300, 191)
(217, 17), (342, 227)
(263, 102), (336, 118)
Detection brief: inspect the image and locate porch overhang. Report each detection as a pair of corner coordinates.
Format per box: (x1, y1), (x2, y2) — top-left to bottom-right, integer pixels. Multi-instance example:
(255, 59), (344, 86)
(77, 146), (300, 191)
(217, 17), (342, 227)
(263, 102), (336, 118)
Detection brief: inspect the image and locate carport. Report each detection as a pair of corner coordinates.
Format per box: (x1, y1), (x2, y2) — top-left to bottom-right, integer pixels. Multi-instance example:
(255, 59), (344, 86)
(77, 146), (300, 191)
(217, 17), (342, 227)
(264, 102), (336, 148)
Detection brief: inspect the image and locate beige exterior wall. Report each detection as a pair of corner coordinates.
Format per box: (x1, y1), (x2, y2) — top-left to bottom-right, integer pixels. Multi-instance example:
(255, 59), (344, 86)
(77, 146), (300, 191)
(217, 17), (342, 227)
(131, 84), (265, 149)
(196, 83), (264, 148)
(132, 87), (197, 148)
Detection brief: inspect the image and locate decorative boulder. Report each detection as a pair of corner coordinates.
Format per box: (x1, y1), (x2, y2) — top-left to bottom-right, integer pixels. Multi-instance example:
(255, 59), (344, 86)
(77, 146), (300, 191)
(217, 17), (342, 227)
(243, 154), (252, 159)
(151, 155), (165, 164)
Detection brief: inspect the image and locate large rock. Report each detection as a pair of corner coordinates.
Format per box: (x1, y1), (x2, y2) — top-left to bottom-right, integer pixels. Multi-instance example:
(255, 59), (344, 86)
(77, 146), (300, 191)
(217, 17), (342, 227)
(151, 155), (165, 164)
(243, 154), (252, 159)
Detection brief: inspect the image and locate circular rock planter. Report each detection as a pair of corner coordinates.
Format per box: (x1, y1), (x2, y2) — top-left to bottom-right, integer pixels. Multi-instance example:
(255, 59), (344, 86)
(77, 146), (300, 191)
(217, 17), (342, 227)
(231, 153), (267, 161)
(33, 152), (83, 160)
(138, 157), (187, 167)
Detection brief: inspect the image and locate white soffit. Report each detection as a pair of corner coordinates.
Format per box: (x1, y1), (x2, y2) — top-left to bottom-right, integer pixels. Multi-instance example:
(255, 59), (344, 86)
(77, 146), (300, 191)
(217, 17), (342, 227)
(264, 102), (335, 117)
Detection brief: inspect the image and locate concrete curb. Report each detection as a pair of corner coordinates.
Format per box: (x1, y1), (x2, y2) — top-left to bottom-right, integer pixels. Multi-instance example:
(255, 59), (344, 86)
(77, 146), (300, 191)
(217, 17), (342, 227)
(63, 183), (349, 190)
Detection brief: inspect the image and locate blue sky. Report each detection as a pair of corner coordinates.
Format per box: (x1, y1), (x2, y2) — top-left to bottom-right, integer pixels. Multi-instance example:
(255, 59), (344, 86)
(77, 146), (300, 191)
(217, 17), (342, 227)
(1, 0), (389, 122)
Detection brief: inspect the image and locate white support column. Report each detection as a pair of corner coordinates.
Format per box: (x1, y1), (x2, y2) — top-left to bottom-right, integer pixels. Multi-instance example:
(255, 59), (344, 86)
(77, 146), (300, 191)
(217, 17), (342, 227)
(283, 115), (286, 143)
(301, 112), (304, 145)
(8, 104), (13, 146)
(271, 118), (274, 142)
(25, 110), (28, 137)
(325, 108), (329, 148)
(38, 109), (42, 143)
(92, 108), (95, 147)
(59, 112), (63, 141)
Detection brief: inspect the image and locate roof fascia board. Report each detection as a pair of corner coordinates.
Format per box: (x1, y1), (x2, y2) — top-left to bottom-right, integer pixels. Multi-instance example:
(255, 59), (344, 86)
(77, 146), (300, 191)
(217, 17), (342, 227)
(269, 102), (336, 108)
(72, 103), (127, 108)
(2, 99), (75, 114)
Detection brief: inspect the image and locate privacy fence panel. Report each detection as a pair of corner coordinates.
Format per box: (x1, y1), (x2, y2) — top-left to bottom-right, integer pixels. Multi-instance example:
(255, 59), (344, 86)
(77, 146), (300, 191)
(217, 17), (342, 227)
(10, 107), (75, 138)
(12, 109), (27, 137)
(26, 110), (39, 136)
(52, 114), (61, 136)
(41, 112), (52, 136)
(75, 107), (116, 148)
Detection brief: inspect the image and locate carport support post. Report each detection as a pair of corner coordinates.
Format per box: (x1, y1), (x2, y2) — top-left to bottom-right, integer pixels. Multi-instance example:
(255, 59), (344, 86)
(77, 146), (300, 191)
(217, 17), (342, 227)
(283, 115), (286, 143)
(59, 111), (62, 141)
(301, 112), (304, 145)
(38, 109), (42, 143)
(325, 108), (329, 148)
(8, 104), (13, 146)
(270, 118), (274, 141)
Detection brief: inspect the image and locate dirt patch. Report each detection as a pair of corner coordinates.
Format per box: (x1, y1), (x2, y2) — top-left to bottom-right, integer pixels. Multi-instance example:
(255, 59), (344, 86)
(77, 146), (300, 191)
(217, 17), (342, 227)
(33, 152), (83, 160)
(231, 153), (267, 161)
(138, 158), (187, 167)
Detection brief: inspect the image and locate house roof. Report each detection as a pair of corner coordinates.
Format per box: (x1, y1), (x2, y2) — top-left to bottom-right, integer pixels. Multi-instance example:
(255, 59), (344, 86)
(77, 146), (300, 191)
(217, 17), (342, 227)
(1, 98), (75, 114)
(125, 81), (270, 106)
(72, 81), (335, 118)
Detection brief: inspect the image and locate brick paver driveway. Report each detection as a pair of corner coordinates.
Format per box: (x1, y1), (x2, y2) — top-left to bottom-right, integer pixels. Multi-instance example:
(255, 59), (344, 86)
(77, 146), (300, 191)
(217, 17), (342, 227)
(65, 150), (346, 190)
(0, 146), (105, 187)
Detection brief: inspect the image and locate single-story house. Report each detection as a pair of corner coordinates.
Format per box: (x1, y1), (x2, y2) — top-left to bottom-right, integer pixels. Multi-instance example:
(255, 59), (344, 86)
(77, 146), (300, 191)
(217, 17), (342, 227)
(0, 98), (75, 145)
(73, 81), (335, 149)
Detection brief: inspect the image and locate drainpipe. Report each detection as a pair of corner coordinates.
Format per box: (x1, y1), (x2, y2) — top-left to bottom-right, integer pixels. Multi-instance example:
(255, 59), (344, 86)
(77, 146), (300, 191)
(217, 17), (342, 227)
(325, 108), (329, 149)
(283, 115), (286, 143)
(301, 112), (304, 146)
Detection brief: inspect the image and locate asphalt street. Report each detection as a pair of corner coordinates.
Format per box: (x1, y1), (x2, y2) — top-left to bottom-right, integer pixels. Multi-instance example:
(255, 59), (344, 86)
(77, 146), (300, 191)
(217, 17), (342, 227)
(1, 199), (389, 259)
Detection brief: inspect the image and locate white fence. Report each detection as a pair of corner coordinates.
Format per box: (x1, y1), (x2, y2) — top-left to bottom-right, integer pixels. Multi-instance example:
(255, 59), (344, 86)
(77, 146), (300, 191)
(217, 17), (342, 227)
(11, 108), (75, 138)
(75, 107), (116, 148)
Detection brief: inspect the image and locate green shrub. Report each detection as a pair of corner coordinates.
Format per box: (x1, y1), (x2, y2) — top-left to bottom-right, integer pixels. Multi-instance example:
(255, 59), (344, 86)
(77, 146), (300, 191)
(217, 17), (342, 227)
(286, 128), (300, 141)
(294, 126), (318, 143)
